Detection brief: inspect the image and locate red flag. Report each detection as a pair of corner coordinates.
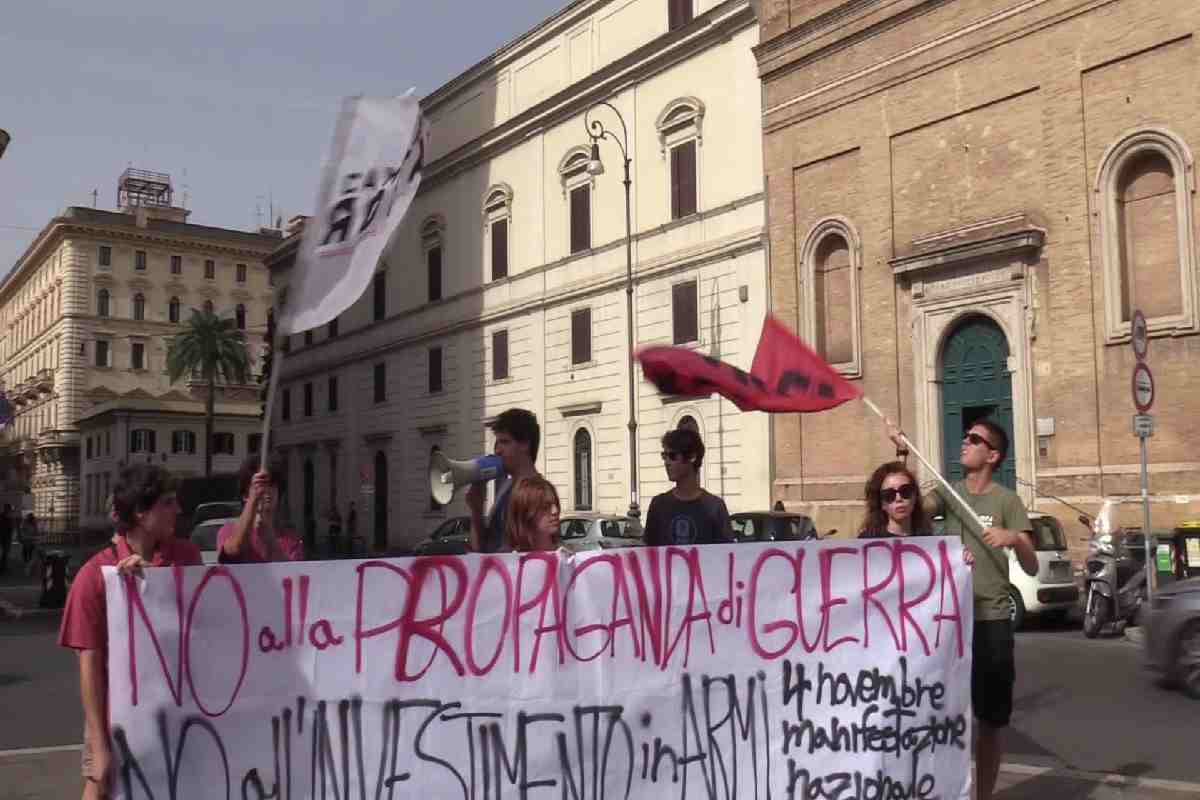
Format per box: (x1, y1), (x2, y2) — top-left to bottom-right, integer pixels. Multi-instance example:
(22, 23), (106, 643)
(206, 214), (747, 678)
(749, 315), (861, 411)
(635, 315), (860, 413)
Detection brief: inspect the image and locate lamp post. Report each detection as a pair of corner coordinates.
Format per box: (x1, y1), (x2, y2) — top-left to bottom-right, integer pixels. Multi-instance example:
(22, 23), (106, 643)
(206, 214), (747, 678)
(584, 102), (640, 525)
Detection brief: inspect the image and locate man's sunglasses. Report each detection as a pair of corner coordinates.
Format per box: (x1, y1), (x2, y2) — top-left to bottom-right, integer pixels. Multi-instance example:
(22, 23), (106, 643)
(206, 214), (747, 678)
(964, 432), (996, 450)
(881, 484), (917, 504)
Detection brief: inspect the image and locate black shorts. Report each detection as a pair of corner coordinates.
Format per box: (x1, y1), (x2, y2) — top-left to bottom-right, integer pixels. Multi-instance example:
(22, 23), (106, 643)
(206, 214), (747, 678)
(972, 619), (1015, 728)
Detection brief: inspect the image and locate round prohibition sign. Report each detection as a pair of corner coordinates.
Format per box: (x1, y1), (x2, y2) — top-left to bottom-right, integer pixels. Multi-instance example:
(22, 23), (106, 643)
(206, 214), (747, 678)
(1132, 361), (1155, 413)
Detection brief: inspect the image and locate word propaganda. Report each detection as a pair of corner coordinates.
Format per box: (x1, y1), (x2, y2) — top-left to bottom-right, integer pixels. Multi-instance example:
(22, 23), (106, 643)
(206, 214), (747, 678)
(103, 539), (974, 800)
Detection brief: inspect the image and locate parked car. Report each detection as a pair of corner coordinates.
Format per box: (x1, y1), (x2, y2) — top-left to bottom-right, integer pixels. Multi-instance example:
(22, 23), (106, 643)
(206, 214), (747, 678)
(730, 512), (818, 543)
(1006, 512), (1078, 629)
(413, 516), (471, 556)
(192, 501), (242, 528)
(559, 512), (642, 553)
(190, 517), (235, 565)
(1144, 576), (1200, 700)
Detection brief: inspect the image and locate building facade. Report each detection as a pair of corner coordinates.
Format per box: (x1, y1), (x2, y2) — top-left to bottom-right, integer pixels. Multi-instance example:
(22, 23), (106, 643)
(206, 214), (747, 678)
(0, 171), (279, 531)
(756, 0), (1200, 548)
(269, 0), (770, 551)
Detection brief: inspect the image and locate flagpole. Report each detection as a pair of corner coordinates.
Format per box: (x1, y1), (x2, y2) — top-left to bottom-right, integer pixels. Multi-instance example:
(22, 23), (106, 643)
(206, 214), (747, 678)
(860, 396), (987, 537)
(258, 346), (284, 470)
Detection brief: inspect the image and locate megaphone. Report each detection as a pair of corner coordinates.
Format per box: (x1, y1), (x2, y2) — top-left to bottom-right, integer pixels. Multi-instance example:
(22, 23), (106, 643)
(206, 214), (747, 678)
(428, 452), (506, 506)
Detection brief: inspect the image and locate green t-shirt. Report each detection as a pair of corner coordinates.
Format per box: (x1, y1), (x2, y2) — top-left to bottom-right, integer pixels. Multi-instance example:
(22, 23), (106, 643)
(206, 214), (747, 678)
(933, 481), (1032, 621)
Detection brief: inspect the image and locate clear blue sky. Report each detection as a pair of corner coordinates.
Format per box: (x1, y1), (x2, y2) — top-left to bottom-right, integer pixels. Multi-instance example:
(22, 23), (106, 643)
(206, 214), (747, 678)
(0, 0), (569, 274)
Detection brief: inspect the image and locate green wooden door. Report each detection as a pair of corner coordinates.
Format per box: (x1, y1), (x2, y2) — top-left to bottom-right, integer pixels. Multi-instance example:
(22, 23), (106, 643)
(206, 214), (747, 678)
(940, 316), (1015, 489)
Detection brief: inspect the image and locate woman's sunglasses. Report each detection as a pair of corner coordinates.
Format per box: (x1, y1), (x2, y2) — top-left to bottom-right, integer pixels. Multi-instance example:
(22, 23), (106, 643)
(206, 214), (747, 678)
(881, 484), (917, 504)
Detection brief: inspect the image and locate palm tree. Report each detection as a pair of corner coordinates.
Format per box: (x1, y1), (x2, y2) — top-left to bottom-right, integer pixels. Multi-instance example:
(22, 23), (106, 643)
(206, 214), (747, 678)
(167, 309), (251, 477)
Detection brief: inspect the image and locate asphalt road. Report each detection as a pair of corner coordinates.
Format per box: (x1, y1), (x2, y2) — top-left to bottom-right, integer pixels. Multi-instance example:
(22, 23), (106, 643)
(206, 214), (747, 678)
(1, 614), (1197, 797)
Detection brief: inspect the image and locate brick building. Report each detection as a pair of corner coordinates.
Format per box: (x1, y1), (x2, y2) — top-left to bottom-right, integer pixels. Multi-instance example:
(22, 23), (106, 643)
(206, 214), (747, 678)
(755, 0), (1200, 547)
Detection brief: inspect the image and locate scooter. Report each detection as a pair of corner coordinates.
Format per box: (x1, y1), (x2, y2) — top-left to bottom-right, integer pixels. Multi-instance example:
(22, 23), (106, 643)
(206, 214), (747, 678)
(1081, 499), (1147, 638)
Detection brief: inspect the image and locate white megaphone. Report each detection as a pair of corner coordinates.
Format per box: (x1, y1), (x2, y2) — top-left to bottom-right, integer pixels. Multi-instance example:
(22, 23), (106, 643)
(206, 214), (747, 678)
(428, 452), (506, 506)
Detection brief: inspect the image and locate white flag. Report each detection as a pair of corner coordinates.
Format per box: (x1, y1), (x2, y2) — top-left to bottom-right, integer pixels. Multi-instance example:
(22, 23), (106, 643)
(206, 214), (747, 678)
(282, 92), (429, 335)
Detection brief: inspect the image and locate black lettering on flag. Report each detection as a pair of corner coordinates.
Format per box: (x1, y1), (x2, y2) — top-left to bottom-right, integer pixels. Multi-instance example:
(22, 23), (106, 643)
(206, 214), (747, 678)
(817, 383), (835, 399)
(775, 371), (811, 396)
(340, 172), (362, 196)
(322, 197), (356, 246)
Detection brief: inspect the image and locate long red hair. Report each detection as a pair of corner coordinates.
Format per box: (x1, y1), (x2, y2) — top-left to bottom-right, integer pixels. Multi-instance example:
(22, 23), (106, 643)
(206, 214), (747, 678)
(505, 476), (561, 552)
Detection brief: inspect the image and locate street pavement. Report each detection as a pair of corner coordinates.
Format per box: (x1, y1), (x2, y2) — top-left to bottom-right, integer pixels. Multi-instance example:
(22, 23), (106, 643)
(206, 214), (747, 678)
(1, 605), (1197, 798)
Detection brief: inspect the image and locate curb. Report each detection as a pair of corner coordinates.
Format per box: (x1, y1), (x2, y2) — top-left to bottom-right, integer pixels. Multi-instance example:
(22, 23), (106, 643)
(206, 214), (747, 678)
(999, 762), (1200, 794)
(0, 596), (59, 621)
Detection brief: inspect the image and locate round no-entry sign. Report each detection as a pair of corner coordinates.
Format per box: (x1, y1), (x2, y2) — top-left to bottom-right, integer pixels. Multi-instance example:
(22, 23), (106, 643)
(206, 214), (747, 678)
(1131, 310), (1149, 361)
(1132, 361), (1155, 413)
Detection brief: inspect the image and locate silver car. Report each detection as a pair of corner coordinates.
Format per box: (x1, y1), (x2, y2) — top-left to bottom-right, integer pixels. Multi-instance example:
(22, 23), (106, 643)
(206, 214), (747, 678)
(190, 517), (236, 565)
(559, 513), (642, 553)
(1143, 576), (1200, 699)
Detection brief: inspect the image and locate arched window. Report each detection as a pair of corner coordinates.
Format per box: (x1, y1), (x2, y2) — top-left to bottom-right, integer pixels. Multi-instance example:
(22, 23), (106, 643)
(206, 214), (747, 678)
(168, 296), (181, 323)
(422, 216), (445, 303)
(799, 217), (863, 377)
(573, 429), (593, 511)
(483, 184), (513, 282)
(656, 97), (705, 220)
(235, 304), (246, 330)
(203, 299), (214, 315)
(97, 288), (110, 317)
(678, 415), (699, 433)
(132, 293), (145, 321)
(1095, 128), (1197, 340)
(558, 148), (593, 255)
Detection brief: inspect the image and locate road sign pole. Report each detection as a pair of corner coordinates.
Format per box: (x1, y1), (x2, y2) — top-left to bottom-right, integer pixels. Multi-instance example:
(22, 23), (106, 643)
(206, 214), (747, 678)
(1140, 432), (1154, 601)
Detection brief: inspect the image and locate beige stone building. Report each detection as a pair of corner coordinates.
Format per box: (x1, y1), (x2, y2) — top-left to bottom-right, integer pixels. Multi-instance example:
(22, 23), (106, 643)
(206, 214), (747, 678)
(755, 0), (1200, 550)
(268, 0), (771, 551)
(0, 169), (279, 532)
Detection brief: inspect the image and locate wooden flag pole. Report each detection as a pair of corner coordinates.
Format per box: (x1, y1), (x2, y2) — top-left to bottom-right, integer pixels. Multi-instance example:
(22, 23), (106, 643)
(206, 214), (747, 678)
(860, 396), (987, 537)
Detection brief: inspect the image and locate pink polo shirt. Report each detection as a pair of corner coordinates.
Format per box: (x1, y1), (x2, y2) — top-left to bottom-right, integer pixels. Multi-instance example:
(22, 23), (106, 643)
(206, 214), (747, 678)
(215, 522), (304, 563)
(58, 536), (203, 656)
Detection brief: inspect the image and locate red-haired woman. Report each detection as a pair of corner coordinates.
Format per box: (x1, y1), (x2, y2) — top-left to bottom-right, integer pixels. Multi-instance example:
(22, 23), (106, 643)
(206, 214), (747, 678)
(505, 476), (562, 552)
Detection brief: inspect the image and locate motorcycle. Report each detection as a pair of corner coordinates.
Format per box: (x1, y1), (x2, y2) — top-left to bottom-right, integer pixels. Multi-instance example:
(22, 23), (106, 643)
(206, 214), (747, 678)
(1081, 499), (1148, 638)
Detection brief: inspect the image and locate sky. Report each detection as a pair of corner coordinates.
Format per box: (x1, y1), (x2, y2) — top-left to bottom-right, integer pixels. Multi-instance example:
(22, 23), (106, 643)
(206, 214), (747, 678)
(0, 0), (570, 274)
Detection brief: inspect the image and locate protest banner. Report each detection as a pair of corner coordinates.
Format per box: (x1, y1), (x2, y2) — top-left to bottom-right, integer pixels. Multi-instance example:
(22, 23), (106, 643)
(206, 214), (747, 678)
(104, 538), (974, 800)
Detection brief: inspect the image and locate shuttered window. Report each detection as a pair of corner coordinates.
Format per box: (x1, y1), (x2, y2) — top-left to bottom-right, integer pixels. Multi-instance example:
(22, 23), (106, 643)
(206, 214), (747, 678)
(429, 347), (443, 393)
(493, 330), (509, 381)
(672, 280), (698, 344)
(373, 272), (386, 321)
(427, 246), (443, 302)
(670, 140), (697, 219)
(668, 0), (693, 30)
(569, 186), (590, 254)
(491, 219), (508, 281)
(571, 308), (592, 365)
(374, 363), (386, 403)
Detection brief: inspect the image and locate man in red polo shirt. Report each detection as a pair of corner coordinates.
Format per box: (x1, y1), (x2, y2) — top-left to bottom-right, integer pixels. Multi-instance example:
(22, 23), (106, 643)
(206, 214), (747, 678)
(59, 464), (201, 799)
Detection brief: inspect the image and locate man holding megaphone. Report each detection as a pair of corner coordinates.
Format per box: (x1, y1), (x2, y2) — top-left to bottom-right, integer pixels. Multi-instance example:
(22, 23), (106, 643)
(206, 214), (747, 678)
(465, 408), (542, 553)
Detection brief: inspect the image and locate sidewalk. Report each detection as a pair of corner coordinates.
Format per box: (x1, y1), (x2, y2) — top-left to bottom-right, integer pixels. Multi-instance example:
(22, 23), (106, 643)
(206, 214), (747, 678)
(0, 543), (97, 621)
(0, 747), (1196, 800)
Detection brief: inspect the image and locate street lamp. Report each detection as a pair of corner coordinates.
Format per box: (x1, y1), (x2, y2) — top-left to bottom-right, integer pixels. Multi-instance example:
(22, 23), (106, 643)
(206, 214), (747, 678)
(584, 101), (640, 525)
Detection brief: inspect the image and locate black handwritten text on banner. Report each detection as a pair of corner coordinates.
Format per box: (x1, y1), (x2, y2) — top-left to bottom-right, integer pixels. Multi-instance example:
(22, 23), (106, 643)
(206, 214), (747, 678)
(104, 539), (974, 800)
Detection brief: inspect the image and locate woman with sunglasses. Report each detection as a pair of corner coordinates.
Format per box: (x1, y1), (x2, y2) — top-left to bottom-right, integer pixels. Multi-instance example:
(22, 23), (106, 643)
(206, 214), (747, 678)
(858, 461), (935, 538)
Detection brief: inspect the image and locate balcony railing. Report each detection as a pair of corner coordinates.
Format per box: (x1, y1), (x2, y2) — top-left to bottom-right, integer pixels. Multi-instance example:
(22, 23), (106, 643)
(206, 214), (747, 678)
(35, 368), (53, 393)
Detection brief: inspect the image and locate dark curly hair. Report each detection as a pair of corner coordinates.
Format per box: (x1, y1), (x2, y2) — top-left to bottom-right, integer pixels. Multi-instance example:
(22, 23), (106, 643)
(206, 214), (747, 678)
(859, 461), (932, 536)
(112, 464), (179, 529)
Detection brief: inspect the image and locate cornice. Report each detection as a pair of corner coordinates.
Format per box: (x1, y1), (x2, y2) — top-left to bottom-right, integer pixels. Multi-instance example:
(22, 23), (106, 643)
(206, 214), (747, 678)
(419, 2), (756, 194)
(754, 0), (887, 64)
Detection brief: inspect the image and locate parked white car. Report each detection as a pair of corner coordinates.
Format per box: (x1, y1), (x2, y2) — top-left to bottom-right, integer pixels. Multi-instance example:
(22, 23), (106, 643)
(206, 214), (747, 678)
(1006, 512), (1078, 628)
(559, 512), (642, 553)
(190, 517), (236, 565)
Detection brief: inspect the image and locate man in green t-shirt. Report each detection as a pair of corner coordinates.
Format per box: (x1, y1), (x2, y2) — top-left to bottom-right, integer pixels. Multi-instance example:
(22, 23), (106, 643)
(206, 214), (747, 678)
(889, 418), (1038, 800)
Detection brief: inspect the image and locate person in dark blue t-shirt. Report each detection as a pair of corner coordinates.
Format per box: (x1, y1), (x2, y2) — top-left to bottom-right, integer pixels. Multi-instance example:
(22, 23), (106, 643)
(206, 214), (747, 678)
(467, 408), (541, 553)
(644, 427), (733, 547)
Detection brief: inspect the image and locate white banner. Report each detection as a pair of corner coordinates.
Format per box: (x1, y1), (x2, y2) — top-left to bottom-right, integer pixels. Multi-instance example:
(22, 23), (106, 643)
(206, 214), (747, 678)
(282, 93), (428, 335)
(104, 539), (974, 800)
